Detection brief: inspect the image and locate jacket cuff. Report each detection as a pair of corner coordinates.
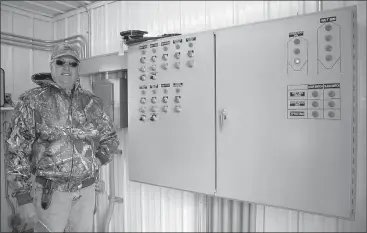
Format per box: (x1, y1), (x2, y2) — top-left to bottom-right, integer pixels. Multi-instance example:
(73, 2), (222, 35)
(16, 192), (33, 206)
(96, 151), (110, 166)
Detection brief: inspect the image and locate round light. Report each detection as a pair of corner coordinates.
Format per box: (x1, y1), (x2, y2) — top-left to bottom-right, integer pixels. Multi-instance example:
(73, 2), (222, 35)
(294, 58), (301, 64)
(294, 48), (300, 55)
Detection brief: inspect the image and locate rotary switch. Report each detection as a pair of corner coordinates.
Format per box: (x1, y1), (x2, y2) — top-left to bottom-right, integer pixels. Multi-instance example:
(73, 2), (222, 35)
(150, 114), (158, 122)
(140, 75), (146, 81)
(139, 115), (146, 122)
(162, 96), (168, 103)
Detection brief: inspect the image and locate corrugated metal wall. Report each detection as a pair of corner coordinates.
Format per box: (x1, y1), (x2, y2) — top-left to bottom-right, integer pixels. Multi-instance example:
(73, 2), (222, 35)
(0, 5), (54, 232)
(1, 1), (365, 232)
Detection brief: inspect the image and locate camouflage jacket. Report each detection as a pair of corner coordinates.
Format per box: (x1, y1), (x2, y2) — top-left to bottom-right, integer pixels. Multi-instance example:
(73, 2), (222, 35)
(6, 73), (119, 200)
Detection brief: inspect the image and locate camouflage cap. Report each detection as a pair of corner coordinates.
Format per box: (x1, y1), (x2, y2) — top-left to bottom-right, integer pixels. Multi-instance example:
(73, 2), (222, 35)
(51, 43), (81, 62)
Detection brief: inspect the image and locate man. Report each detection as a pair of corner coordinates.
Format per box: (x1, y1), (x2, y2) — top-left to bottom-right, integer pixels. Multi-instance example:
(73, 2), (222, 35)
(6, 43), (120, 232)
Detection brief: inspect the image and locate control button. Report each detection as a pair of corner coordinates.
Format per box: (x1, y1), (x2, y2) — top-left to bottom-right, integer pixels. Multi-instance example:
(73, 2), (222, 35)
(174, 106), (182, 113)
(140, 98), (146, 104)
(175, 96), (181, 103)
(325, 35), (332, 41)
(163, 46), (168, 51)
(141, 90), (146, 95)
(152, 89), (157, 94)
(162, 63), (168, 70)
(328, 101), (335, 108)
(328, 91), (335, 98)
(151, 65), (157, 71)
(150, 74), (156, 80)
(140, 75), (146, 81)
(188, 42), (193, 47)
(139, 107), (146, 113)
(162, 96), (168, 103)
(162, 54), (168, 61)
(152, 48), (156, 53)
(294, 38), (300, 45)
(325, 24), (332, 31)
(174, 52), (180, 59)
(294, 58), (301, 64)
(150, 114), (158, 122)
(312, 91), (319, 98)
(187, 61), (194, 68)
(187, 50), (194, 57)
(328, 111), (335, 118)
(325, 45), (333, 52)
(151, 97), (157, 103)
(140, 57), (146, 63)
(162, 106), (168, 112)
(312, 101), (319, 107)
(140, 66), (146, 72)
(139, 115), (146, 122)
(312, 111), (319, 118)
(294, 48), (300, 55)
(164, 88), (168, 94)
(175, 62), (180, 69)
(176, 88), (180, 93)
(325, 54), (333, 62)
(151, 56), (157, 62)
(142, 50), (146, 55)
(176, 44), (180, 49)
(150, 106), (158, 112)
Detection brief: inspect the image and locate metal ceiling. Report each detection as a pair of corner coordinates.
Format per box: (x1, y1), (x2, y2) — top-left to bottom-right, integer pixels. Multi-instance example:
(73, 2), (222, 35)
(1, 1), (98, 18)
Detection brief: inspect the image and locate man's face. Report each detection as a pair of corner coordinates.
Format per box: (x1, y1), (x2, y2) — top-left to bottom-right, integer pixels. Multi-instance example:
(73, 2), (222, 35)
(50, 55), (79, 90)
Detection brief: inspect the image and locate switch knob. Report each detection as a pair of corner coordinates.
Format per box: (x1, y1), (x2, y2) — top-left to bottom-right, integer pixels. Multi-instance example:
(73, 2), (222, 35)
(140, 57), (146, 63)
(187, 50), (194, 57)
(150, 74), (157, 80)
(140, 98), (146, 104)
(140, 66), (146, 72)
(175, 96), (181, 103)
(162, 96), (168, 103)
(139, 115), (146, 122)
(312, 101), (319, 108)
(151, 56), (157, 62)
(140, 75), (146, 81)
(175, 62), (180, 69)
(328, 111), (335, 118)
(139, 107), (146, 113)
(175, 44), (180, 49)
(188, 42), (193, 47)
(162, 54), (168, 60)
(312, 91), (318, 98)
(151, 65), (157, 71)
(328, 91), (335, 98)
(163, 46), (168, 51)
(162, 106), (168, 112)
(150, 106), (158, 112)
(174, 52), (180, 59)
(150, 114), (158, 122)
(328, 101), (335, 108)
(151, 97), (157, 103)
(162, 63), (168, 70)
(174, 106), (182, 113)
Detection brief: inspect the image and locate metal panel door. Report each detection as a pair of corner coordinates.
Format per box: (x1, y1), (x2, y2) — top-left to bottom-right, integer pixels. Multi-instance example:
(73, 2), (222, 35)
(128, 31), (216, 194)
(215, 6), (357, 219)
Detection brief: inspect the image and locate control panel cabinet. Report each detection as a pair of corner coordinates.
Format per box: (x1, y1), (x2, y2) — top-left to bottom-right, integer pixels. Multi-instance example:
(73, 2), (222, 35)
(215, 6), (357, 219)
(127, 6), (358, 219)
(128, 32), (216, 194)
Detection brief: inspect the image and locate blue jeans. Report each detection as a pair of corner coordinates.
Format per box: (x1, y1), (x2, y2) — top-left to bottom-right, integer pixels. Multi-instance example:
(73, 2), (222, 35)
(33, 183), (95, 232)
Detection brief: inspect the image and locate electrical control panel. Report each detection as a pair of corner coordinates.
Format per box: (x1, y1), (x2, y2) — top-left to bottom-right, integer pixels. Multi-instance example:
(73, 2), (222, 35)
(128, 6), (357, 219)
(128, 32), (216, 194)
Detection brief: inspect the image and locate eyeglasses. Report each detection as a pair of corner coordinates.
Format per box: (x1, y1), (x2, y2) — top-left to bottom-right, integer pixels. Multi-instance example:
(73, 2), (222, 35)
(55, 59), (79, 68)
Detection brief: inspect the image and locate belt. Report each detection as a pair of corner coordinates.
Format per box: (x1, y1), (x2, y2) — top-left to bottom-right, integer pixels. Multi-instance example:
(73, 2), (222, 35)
(36, 176), (96, 191)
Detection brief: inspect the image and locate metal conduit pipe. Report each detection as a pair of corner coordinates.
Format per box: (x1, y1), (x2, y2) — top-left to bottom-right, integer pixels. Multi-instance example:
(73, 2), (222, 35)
(0, 31), (88, 58)
(1, 35), (86, 58)
(1, 39), (52, 52)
